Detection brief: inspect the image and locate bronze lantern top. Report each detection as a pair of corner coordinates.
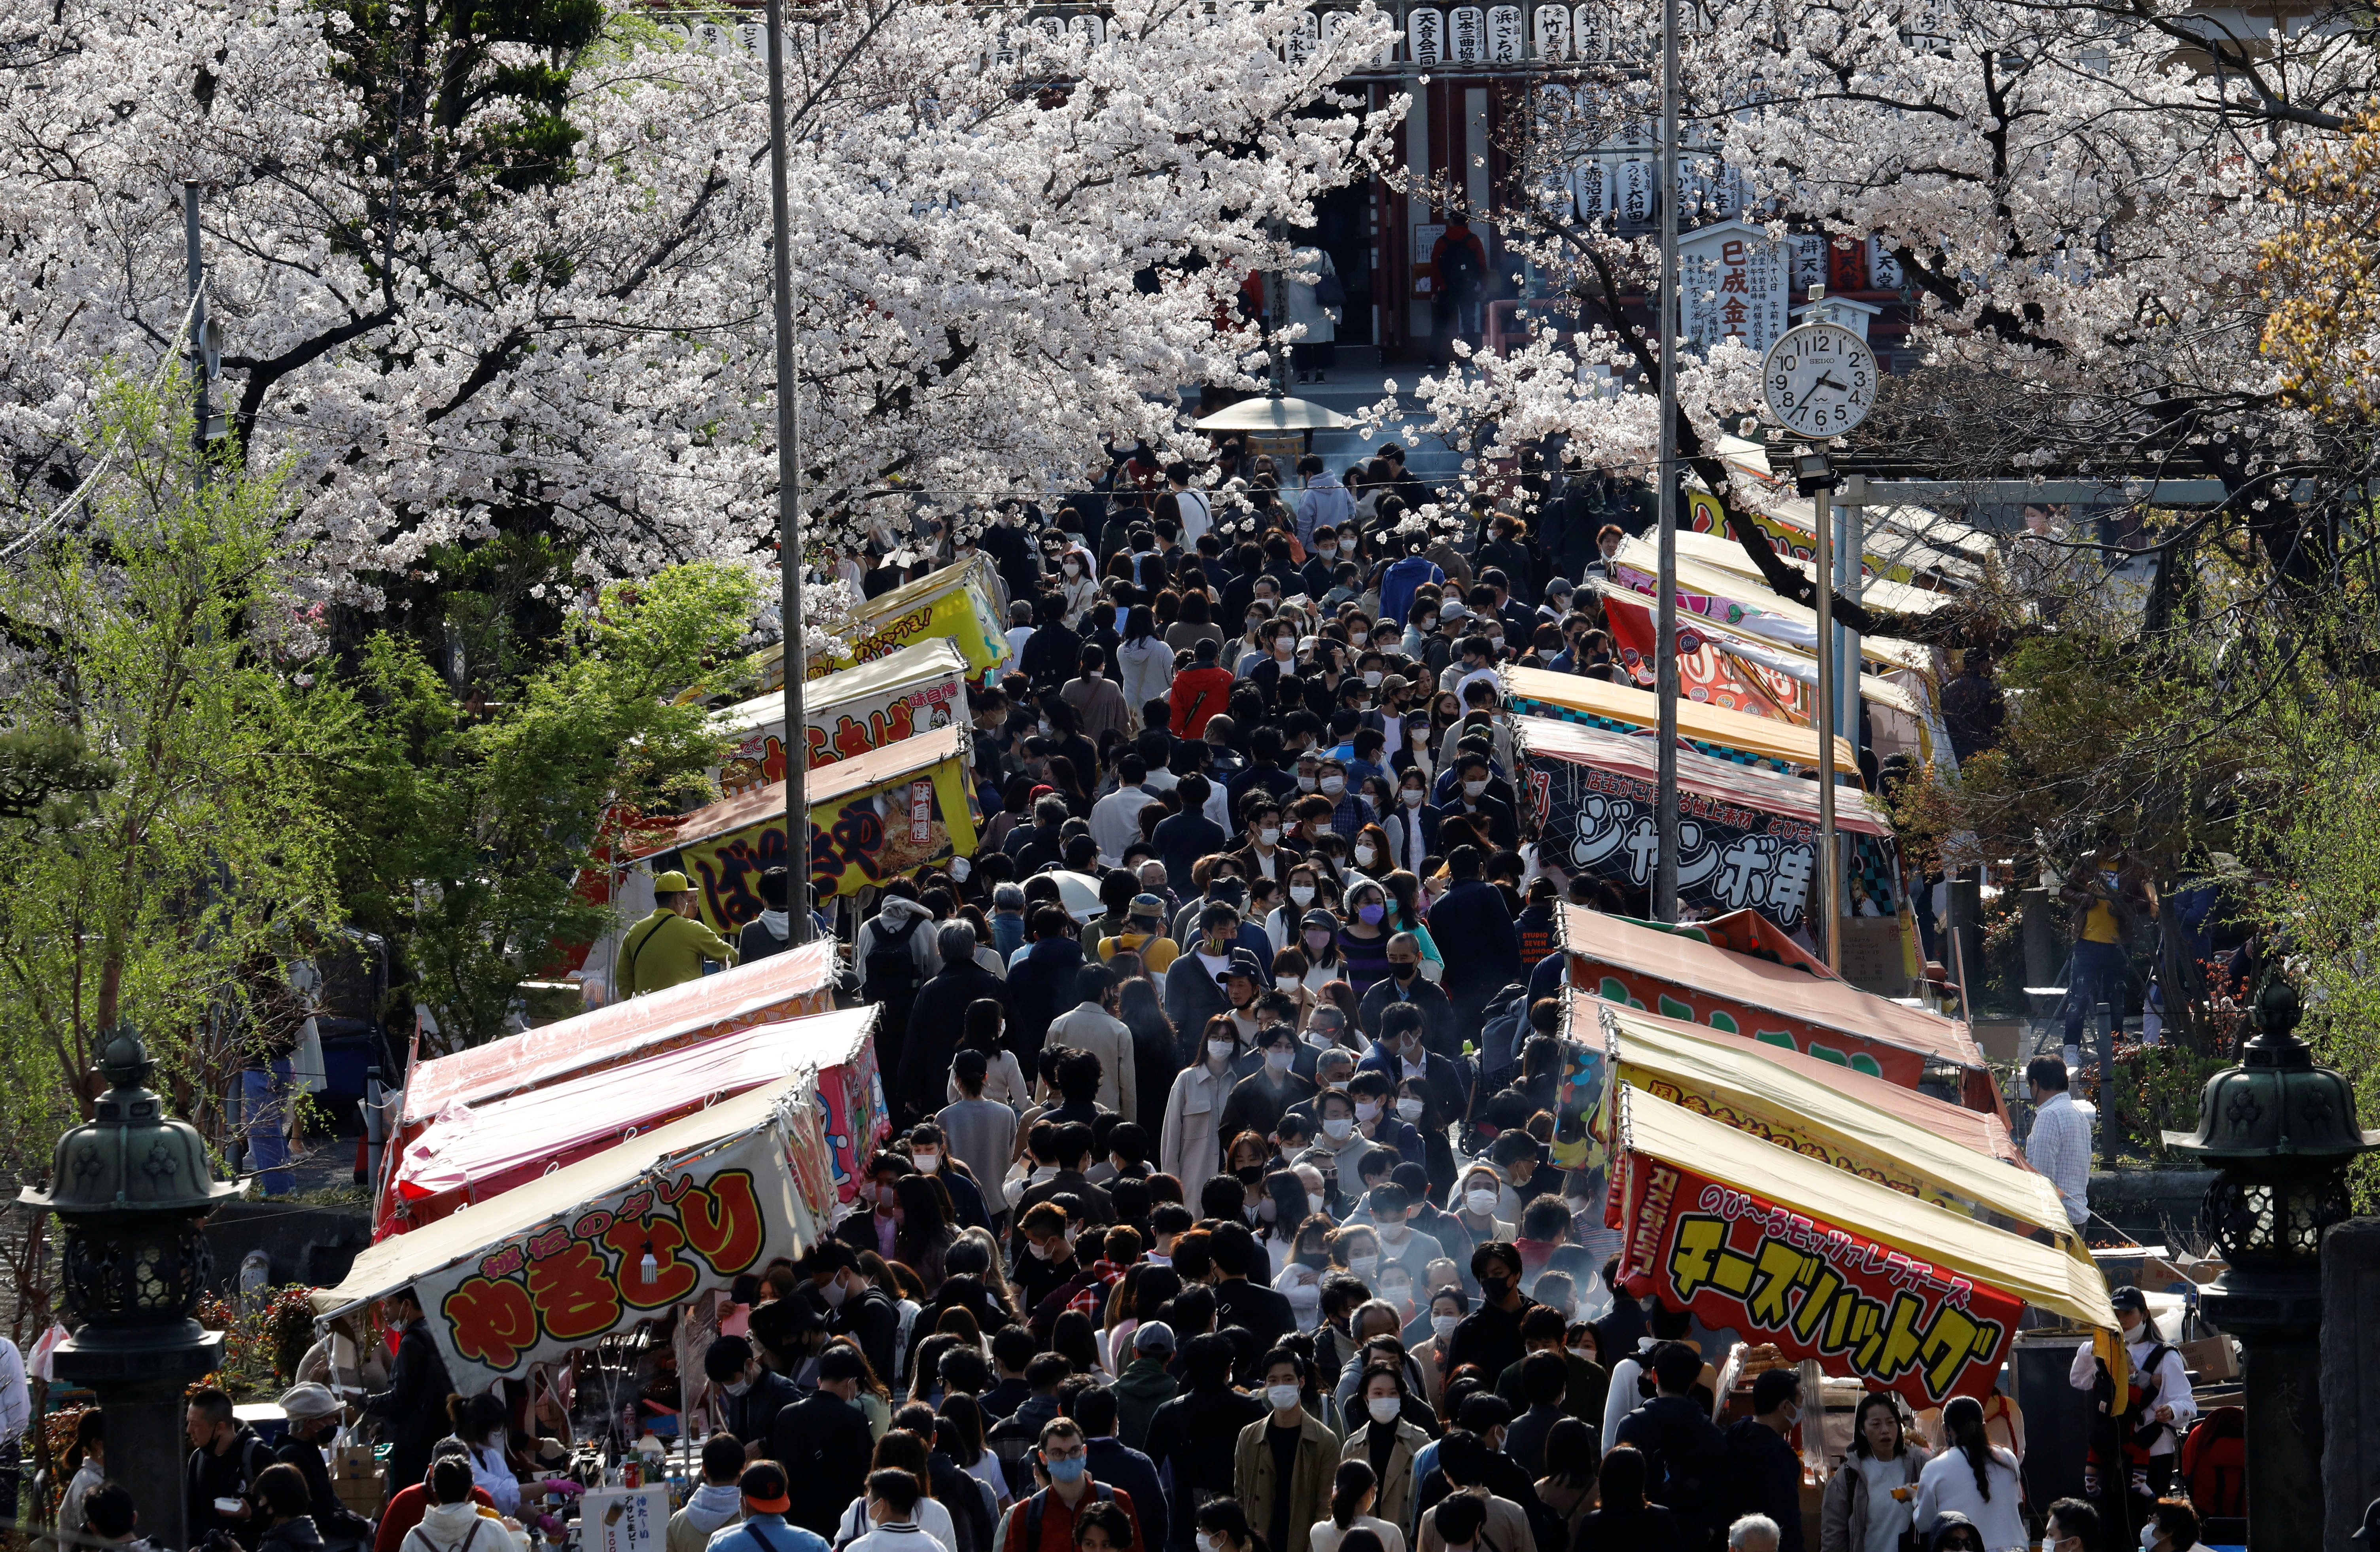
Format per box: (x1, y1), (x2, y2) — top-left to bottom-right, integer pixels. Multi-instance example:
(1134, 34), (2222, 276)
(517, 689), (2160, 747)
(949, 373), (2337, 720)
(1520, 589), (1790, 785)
(17, 1026), (242, 1217)
(2162, 980), (2380, 1166)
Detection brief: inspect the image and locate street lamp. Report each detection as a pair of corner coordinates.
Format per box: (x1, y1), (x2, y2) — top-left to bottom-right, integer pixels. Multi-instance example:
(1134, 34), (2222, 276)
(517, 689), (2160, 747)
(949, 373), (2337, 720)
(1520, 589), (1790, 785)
(2163, 979), (2378, 1548)
(17, 1026), (239, 1551)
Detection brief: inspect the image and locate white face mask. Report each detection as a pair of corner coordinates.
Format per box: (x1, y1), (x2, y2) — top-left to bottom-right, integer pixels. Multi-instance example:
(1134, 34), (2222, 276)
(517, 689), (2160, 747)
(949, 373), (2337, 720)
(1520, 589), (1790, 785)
(1290, 885), (1316, 907)
(1401, 788), (1425, 807)
(914, 1150), (940, 1173)
(1462, 779), (1488, 798)
(1348, 631), (1366, 647)
(1307, 1192), (1328, 1214)
(1208, 1039), (1237, 1064)
(1396, 1097), (1425, 1121)
(1353, 845), (1376, 865)
(1311, 822), (1334, 838)
(820, 1274), (851, 1309)
(1322, 1117), (1354, 1140)
(1366, 1395), (1402, 1424)
(1465, 1189), (1499, 1216)
(1364, 670), (1384, 687)
(1347, 1254), (1379, 1277)
(1567, 1346), (1595, 1364)
(1317, 545), (1338, 559)
(723, 1376), (752, 1397)
(1265, 1050), (1294, 1073)
(1431, 1314), (1459, 1340)
(1296, 775), (1317, 792)
(1259, 826), (1282, 846)
(1320, 776), (1345, 795)
(1265, 1384), (1302, 1412)
(1354, 1098), (1382, 1122)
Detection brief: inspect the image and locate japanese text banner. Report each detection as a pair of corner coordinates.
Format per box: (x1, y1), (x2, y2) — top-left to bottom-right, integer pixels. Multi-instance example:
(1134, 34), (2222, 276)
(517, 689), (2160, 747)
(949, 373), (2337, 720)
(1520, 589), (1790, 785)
(415, 1107), (831, 1391)
(1614, 1151), (2020, 1408)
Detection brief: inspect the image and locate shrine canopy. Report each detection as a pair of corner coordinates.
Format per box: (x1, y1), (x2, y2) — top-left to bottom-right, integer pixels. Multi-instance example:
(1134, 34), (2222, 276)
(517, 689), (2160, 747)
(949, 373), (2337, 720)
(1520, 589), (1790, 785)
(396, 941), (839, 1136)
(1582, 997), (2074, 1250)
(387, 1007), (878, 1237)
(1608, 1089), (2115, 1411)
(317, 1071), (843, 1395)
(1499, 664), (1858, 778)
(1558, 903), (1998, 1111)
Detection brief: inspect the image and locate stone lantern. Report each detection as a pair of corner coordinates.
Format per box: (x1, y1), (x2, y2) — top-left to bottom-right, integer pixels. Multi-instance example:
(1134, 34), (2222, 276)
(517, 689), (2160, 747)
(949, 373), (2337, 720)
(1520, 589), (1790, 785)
(17, 1026), (241, 1551)
(2163, 979), (2379, 1548)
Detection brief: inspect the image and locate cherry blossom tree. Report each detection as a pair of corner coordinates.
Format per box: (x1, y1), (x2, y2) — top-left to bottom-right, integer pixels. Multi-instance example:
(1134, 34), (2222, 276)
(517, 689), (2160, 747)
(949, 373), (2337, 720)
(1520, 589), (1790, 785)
(0, 0), (1400, 598)
(1371, 0), (2378, 644)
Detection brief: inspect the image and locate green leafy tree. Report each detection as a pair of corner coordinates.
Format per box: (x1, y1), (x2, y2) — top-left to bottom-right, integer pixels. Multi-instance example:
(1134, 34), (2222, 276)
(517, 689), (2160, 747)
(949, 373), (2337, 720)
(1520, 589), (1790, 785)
(0, 374), (344, 1142)
(323, 562), (759, 1050)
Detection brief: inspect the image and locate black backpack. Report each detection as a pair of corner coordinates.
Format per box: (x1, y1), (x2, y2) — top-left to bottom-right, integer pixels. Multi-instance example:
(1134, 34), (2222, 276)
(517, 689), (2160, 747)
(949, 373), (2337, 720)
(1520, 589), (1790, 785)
(864, 912), (925, 1002)
(1439, 234), (1483, 297)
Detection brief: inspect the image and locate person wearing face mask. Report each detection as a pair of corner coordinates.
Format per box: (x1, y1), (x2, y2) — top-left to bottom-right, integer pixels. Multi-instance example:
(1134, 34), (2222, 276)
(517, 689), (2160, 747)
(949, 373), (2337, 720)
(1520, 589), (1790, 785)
(706, 1338), (802, 1459)
(1720, 1370), (1808, 1552)
(1334, 882), (1396, 996)
(2068, 1285), (2194, 1529)
(1308, 1089), (1376, 1181)
(1410, 1289), (1468, 1412)
(1352, 1180), (1445, 1289)
(802, 1242), (904, 1387)
(1234, 797), (1303, 885)
(1272, 1213), (1337, 1330)
(1160, 1012), (1249, 1186)
(1315, 757), (1375, 838)
(1442, 1242), (1532, 1387)
(1164, 899), (1250, 1035)
(1235, 1351), (1341, 1552)
(1356, 943), (1456, 1060)
(1220, 1023), (1322, 1146)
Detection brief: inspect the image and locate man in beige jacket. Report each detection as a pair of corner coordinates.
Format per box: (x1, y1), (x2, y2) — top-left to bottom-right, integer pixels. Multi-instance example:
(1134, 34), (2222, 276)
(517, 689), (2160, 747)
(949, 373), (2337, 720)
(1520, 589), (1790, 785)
(1044, 963), (1137, 1119)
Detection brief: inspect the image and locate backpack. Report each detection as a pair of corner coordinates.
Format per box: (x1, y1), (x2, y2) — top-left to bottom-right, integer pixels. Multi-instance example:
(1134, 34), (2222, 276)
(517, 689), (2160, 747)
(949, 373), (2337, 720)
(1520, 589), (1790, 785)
(1438, 235), (1483, 297)
(2180, 1406), (2245, 1517)
(1023, 1481), (1113, 1545)
(864, 913), (925, 1002)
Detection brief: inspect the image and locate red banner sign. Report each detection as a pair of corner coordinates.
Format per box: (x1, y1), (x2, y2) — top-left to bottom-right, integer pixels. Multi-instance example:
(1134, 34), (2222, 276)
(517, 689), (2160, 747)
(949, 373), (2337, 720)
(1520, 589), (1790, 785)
(1614, 1152), (2019, 1408)
(1603, 593), (1793, 721)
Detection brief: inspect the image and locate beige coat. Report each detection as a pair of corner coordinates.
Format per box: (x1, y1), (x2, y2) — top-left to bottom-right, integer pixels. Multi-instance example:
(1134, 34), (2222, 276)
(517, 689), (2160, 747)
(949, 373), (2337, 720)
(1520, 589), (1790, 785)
(1046, 1001), (1139, 1120)
(1415, 1491), (1532, 1552)
(1341, 1418), (1432, 1535)
(1235, 1411), (1342, 1552)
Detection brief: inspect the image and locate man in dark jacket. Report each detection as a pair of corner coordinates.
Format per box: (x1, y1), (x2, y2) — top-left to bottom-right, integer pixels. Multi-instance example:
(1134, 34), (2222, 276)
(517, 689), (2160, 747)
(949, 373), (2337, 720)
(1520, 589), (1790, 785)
(1356, 939), (1456, 1050)
(802, 1242), (902, 1385)
(1613, 1342), (1731, 1550)
(1071, 1385), (1168, 1546)
(899, 921), (1010, 1118)
(187, 1386), (275, 1548)
(272, 1385), (376, 1549)
(359, 1288), (451, 1514)
(769, 1346), (878, 1539)
(1109, 1323), (1181, 1451)
(1442, 1242), (1532, 1386)
(1428, 846), (1523, 1040)
(735, 867), (799, 965)
(1207, 1222), (1295, 1348)
(1724, 1370), (1806, 1552)
(1141, 1336), (1266, 1551)
(706, 1336), (802, 1462)
(1006, 907), (1088, 1052)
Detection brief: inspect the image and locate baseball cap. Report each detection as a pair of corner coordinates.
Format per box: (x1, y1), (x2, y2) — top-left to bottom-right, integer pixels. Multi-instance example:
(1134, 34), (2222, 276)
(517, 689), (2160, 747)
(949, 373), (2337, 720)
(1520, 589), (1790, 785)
(1440, 602), (1472, 623)
(1300, 907), (1339, 933)
(1133, 1321), (1177, 1356)
(2108, 1285), (2149, 1314)
(740, 1462), (791, 1513)
(1219, 947), (1266, 983)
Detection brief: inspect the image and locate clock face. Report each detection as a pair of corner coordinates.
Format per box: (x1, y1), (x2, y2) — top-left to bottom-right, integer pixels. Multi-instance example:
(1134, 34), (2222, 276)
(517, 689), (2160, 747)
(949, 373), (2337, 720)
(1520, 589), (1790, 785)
(1761, 322), (1877, 438)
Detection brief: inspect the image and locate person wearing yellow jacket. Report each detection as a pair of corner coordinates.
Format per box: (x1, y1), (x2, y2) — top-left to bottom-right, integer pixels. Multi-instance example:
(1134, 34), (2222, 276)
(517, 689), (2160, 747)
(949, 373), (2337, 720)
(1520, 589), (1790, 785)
(616, 871), (738, 997)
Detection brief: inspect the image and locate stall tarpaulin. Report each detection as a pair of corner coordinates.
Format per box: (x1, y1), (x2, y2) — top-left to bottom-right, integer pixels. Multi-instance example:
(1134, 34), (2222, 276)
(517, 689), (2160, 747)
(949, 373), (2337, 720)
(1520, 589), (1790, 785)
(630, 723), (979, 914)
(1519, 714), (1903, 927)
(757, 554), (1011, 691)
(1684, 486), (1984, 589)
(388, 1007), (879, 1234)
(1608, 1092), (2115, 1409)
(1669, 529), (1952, 619)
(1580, 998), (2072, 1243)
(1557, 903), (1997, 1111)
(1595, 587), (1802, 720)
(1498, 664), (1858, 778)
(318, 1073), (840, 1392)
(1610, 539), (1936, 674)
(709, 640), (971, 798)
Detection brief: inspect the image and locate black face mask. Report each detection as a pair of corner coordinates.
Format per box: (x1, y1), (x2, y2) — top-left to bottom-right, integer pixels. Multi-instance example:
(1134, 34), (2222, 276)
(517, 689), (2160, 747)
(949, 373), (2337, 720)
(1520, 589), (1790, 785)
(1479, 1274), (1512, 1300)
(1210, 879), (1245, 906)
(1236, 1164), (1266, 1186)
(1391, 961), (1419, 982)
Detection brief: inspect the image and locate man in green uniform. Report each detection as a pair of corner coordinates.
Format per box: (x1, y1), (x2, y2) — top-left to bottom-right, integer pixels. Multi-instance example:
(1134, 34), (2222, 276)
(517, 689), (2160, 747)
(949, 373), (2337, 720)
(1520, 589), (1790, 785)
(616, 870), (738, 997)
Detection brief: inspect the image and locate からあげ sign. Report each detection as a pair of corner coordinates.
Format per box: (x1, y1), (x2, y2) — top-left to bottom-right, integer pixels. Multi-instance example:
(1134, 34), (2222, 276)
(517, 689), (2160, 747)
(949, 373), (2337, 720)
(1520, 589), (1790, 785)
(1615, 1153), (2019, 1407)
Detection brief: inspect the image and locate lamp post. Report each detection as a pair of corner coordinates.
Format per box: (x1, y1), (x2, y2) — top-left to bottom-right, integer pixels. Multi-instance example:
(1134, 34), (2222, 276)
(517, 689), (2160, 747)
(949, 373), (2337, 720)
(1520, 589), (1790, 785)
(17, 1027), (239, 1550)
(2163, 979), (2378, 1548)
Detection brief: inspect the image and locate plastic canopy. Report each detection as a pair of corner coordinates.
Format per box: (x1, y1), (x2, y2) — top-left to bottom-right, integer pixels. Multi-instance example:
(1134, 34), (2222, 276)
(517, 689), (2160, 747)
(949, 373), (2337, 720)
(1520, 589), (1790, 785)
(1499, 664), (1859, 776)
(1612, 1088), (2115, 1334)
(1559, 903), (1988, 1078)
(1584, 998), (2073, 1245)
(1192, 394), (1353, 431)
(1611, 536), (1935, 673)
(392, 1007), (878, 1226)
(1519, 715), (1893, 837)
(1671, 529), (1950, 617)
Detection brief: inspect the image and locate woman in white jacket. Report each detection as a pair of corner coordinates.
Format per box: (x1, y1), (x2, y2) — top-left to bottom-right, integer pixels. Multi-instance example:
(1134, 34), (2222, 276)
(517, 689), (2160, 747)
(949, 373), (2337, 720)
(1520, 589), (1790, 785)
(405, 1459), (530, 1552)
(1159, 1016), (1241, 1187)
(1114, 605), (1175, 728)
(1912, 1395), (2029, 1552)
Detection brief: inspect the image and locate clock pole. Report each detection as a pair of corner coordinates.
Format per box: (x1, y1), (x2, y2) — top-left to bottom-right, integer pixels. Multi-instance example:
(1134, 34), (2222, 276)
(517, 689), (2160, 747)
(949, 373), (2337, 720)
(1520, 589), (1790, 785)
(1652, 0), (1680, 924)
(1810, 460), (1838, 973)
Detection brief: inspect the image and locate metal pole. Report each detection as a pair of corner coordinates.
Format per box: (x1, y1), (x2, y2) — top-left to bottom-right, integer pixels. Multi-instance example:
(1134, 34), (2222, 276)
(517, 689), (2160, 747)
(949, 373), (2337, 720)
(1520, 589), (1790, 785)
(765, 0), (814, 946)
(1813, 475), (1838, 971)
(1838, 473), (1864, 751)
(1652, 0), (1680, 924)
(184, 180), (209, 489)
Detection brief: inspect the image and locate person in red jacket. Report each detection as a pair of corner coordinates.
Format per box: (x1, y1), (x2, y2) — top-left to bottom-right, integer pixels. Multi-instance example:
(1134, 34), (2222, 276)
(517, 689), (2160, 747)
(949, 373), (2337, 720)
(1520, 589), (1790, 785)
(1169, 638), (1235, 738)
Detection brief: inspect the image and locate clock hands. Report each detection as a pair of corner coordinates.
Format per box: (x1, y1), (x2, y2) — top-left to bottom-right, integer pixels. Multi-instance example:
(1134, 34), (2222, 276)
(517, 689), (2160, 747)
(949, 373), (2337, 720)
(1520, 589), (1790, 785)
(1814, 371), (1850, 394)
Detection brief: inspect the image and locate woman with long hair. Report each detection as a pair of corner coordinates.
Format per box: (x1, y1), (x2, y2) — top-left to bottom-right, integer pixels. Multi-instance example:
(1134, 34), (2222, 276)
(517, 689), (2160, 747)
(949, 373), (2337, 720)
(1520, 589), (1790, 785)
(1051, 1308), (1108, 1377)
(830, 1430), (957, 1550)
(1534, 1416), (1601, 1549)
(936, 1393), (1010, 1511)
(1168, 588), (1220, 652)
(1913, 1394), (2026, 1552)
(1347, 823), (1393, 884)
(892, 1174), (958, 1294)
(1044, 751), (1094, 816)
(1310, 1461), (1405, 1552)
(444, 1392), (518, 1515)
(1117, 976), (1179, 1127)
(950, 998), (1030, 1112)
(1336, 880), (1394, 996)
(1822, 1391), (1929, 1552)
(1117, 604), (1174, 724)
(1569, 1444), (1686, 1551)
(1380, 871), (1445, 973)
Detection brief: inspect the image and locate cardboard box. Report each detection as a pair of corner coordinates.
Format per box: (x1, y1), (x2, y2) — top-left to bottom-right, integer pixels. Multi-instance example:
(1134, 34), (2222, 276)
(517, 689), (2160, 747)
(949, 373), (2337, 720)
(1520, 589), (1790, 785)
(2181, 1336), (2238, 1381)
(329, 1442), (382, 1515)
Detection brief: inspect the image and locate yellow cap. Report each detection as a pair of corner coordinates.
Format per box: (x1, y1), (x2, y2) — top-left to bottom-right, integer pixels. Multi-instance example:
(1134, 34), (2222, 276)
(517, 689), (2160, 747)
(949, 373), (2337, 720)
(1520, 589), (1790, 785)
(653, 870), (691, 893)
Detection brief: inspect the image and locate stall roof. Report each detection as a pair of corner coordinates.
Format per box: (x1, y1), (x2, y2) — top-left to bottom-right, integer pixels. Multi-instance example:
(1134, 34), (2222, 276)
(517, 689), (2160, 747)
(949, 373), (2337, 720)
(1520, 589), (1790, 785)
(1500, 664), (1858, 775)
(399, 940), (838, 1128)
(1612, 537), (1935, 673)
(1617, 1090), (2114, 1332)
(1561, 903), (1985, 1070)
(1588, 999), (2070, 1242)
(629, 721), (967, 858)
(1518, 714), (1893, 837)
(320, 1071), (812, 1319)
(1671, 531), (1951, 619)
(1584, 578), (1929, 727)
(711, 639), (968, 740)
(755, 554), (1003, 678)
(397, 1007), (876, 1201)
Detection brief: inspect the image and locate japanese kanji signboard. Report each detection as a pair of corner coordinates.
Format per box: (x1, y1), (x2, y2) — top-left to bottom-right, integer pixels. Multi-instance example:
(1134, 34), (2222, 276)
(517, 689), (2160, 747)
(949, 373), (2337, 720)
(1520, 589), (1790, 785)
(1681, 218), (1789, 354)
(415, 1101), (832, 1389)
(1612, 1151), (2021, 1407)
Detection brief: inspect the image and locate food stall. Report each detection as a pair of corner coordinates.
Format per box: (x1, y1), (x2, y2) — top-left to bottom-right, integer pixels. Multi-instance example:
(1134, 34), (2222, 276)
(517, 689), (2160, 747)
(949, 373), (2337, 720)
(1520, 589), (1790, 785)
(1499, 664), (1858, 779)
(1519, 713), (1907, 925)
(1557, 903), (2000, 1114)
(383, 1007), (884, 1236)
(626, 721), (979, 924)
(754, 552), (1011, 691)
(707, 638), (971, 797)
(320, 1071), (844, 1399)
